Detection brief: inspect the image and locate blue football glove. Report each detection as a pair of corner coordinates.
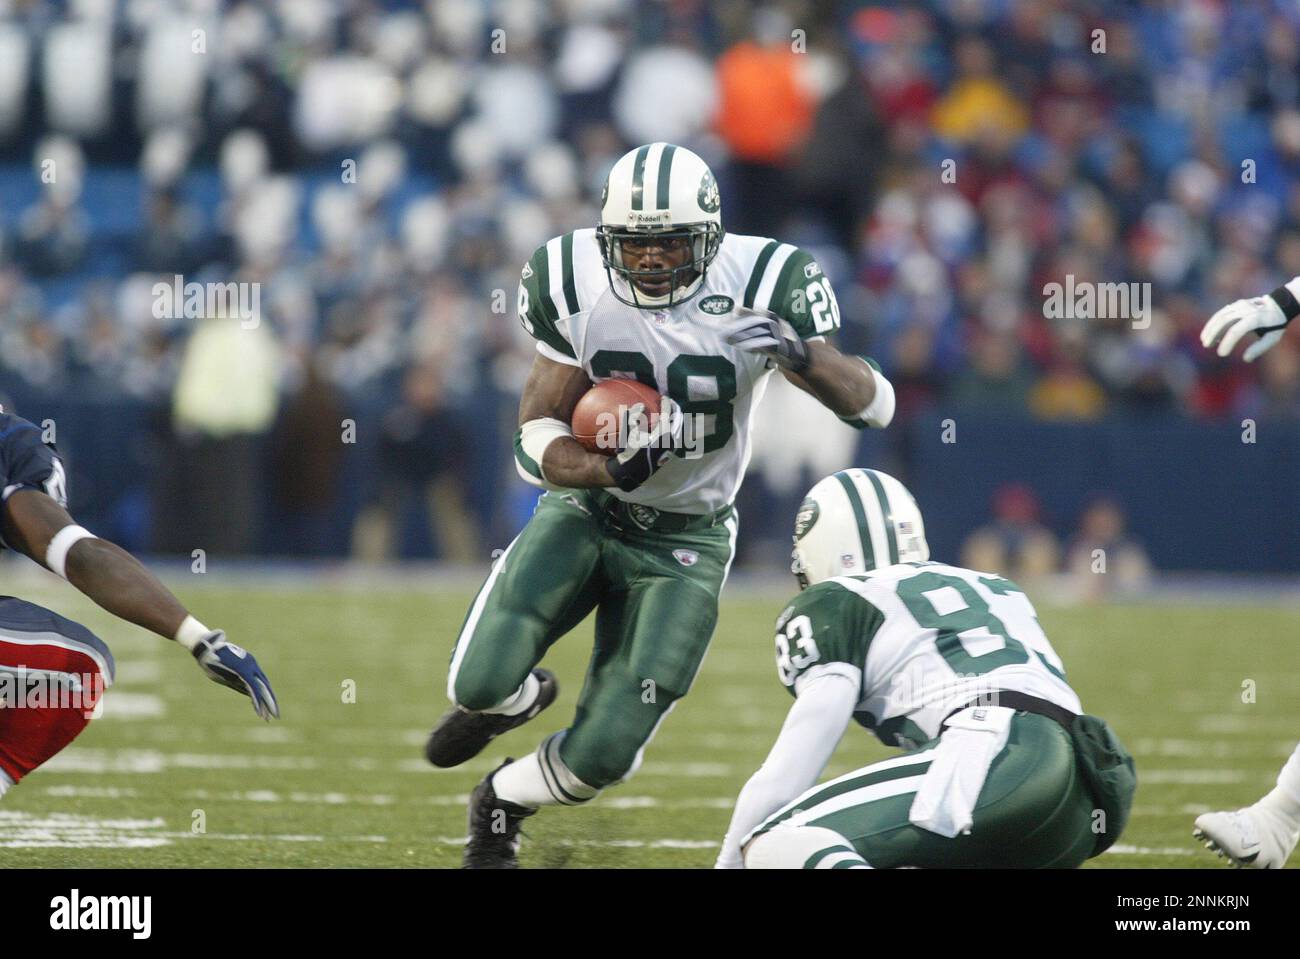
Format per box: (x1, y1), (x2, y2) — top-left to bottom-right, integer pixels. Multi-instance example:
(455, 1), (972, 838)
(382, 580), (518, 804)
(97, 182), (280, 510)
(191, 630), (280, 721)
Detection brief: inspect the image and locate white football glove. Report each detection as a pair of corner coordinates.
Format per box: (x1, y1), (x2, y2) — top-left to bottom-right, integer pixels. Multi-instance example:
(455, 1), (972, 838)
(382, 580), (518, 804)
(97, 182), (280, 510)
(724, 307), (811, 374)
(1201, 295), (1291, 362)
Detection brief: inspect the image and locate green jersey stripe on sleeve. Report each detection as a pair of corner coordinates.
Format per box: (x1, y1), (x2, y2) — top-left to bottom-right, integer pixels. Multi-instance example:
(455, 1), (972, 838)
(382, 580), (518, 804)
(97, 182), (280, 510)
(520, 243), (577, 359)
(766, 247), (806, 314)
(559, 232), (579, 316)
(743, 240), (780, 308)
(532, 246), (559, 325)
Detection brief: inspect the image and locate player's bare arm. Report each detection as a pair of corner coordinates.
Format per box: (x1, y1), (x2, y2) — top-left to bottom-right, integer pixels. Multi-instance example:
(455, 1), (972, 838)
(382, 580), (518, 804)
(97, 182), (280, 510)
(518, 353), (612, 489)
(1, 486), (279, 720)
(4, 488), (189, 639)
(784, 341), (881, 418)
(725, 309), (896, 429)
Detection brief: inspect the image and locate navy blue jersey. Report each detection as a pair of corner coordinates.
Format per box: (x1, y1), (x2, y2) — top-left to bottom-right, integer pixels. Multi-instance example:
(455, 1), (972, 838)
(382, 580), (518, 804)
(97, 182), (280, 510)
(0, 411), (66, 511)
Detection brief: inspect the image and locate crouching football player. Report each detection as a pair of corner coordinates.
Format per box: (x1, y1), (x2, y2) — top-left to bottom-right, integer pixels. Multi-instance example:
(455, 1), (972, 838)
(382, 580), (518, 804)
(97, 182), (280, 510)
(716, 469), (1135, 869)
(0, 407), (278, 798)
(1195, 279), (1300, 867)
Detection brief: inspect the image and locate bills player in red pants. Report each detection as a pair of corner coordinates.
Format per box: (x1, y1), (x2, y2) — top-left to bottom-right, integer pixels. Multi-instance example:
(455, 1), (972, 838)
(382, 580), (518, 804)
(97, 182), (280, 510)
(0, 406), (278, 798)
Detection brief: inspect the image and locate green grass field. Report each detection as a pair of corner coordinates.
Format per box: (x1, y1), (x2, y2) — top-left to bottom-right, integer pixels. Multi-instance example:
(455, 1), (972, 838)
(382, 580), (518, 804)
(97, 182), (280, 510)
(2, 575), (1297, 868)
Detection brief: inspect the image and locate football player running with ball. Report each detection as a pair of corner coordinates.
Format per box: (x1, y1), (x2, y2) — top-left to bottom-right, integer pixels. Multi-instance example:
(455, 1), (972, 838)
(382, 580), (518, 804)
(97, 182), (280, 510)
(425, 143), (897, 867)
(0, 406), (278, 800)
(1196, 279), (1300, 868)
(716, 469), (1135, 869)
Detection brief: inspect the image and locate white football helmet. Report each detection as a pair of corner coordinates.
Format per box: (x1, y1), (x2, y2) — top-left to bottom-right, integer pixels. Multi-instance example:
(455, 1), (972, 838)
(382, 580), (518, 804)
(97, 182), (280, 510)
(790, 468), (930, 588)
(596, 142), (724, 309)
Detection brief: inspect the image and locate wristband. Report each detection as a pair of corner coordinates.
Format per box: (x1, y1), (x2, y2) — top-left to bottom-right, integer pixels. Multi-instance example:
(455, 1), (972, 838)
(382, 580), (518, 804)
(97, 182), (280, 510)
(519, 417), (573, 484)
(1267, 278), (1300, 321)
(174, 615), (212, 653)
(45, 525), (97, 579)
(855, 359), (896, 429)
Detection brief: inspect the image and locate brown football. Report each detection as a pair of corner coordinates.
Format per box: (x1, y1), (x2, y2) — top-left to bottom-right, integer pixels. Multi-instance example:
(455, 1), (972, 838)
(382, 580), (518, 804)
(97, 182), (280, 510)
(571, 378), (664, 455)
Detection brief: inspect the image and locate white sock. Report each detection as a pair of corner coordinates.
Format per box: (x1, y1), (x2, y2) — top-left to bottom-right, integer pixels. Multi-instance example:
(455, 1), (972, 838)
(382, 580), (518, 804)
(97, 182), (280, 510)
(481, 672), (540, 717)
(493, 731), (599, 807)
(1258, 743), (1300, 825)
(0, 769), (13, 799)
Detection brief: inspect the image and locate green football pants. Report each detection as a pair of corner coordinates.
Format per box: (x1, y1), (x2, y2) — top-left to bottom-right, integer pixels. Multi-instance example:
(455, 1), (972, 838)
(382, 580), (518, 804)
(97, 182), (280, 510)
(747, 713), (1099, 868)
(446, 489), (738, 790)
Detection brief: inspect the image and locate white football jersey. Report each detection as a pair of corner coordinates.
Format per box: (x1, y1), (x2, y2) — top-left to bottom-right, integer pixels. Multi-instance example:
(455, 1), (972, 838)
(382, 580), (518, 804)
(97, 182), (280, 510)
(774, 562), (1082, 749)
(518, 228), (841, 514)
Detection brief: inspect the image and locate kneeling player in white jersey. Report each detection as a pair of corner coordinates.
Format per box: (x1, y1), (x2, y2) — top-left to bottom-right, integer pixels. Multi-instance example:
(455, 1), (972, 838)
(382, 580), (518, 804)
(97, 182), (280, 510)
(1197, 280), (1300, 868)
(716, 469), (1136, 869)
(425, 144), (897, 867)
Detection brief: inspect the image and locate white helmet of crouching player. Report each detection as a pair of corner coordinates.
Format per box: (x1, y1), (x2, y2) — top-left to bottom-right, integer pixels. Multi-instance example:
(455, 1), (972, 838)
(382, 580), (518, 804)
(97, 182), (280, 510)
(596, 142), (725, 309)
(790, 468), (930, 588)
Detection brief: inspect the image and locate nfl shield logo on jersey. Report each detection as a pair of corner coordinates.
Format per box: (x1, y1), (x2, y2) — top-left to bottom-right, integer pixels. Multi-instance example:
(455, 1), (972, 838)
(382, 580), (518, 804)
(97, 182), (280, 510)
(672, 549), (699, 567)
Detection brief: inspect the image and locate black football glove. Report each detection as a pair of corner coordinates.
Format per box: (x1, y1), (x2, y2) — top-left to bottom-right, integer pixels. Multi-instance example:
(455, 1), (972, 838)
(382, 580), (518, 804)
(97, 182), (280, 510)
(604, 398), (684, 492)
(724, 307), (810, 374)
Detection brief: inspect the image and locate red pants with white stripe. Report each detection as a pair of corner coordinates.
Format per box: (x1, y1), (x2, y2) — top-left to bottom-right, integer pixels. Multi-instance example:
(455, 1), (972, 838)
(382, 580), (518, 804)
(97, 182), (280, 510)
(0, 597), (113, 786)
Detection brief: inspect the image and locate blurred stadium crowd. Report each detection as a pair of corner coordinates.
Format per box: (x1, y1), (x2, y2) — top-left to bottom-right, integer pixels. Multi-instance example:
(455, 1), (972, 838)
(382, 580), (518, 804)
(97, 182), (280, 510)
(0, 0), (1297, 566)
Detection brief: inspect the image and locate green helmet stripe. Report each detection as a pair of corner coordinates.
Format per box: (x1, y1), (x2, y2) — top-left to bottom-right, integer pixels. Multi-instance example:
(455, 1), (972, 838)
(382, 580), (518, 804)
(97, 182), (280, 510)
(864, 469), (900, 564)
(559, 231), (579, 315)
(655, 143), (677, 210)
(743, 240), (779, 308)
(630, 144), (650, 211)
(834, 471), (874, 571)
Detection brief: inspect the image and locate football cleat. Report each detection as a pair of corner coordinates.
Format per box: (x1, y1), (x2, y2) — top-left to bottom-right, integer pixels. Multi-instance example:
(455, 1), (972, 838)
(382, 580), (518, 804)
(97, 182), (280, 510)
(463, 759), (536, 869)
(425, 669), (558, 768)
(1194, 806), (1299, 869)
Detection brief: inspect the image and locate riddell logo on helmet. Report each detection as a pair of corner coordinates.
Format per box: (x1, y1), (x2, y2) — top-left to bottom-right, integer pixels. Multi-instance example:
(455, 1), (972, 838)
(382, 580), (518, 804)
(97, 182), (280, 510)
(626, 211), (672, 226)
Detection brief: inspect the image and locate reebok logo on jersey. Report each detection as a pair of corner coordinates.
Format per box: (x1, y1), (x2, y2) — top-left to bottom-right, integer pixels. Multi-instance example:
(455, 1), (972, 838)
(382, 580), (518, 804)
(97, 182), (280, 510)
(521, 263), (534, 279)
(672, 549), (699, 567)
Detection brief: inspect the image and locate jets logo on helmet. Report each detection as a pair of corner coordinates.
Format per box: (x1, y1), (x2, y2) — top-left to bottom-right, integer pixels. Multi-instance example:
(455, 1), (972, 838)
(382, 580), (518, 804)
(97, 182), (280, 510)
(697, 170), (720, 213)
(596, 143), (725, 309)
(790, 469), (929, 589)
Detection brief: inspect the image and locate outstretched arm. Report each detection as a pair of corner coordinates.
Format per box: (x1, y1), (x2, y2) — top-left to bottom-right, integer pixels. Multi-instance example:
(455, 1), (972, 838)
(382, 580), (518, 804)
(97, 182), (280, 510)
(725, 311), (896, 428)
(715, 671), (859, 868)
(784, 340), (894, 425)
(4, 489), (188, 639)
(2, 488), (279, 720)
